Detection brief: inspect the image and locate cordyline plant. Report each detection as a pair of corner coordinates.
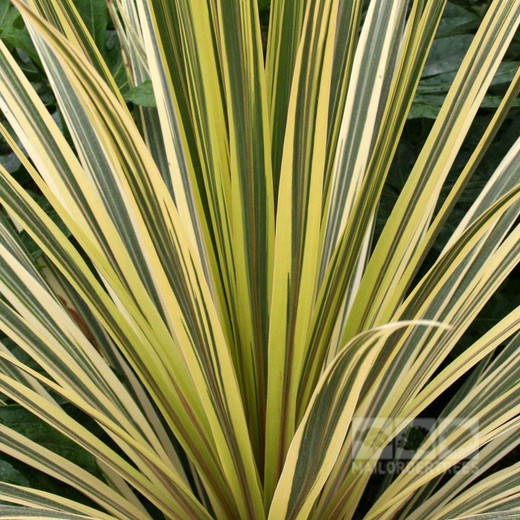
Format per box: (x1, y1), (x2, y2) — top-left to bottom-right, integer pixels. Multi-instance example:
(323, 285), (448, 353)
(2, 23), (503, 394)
(0, 0), (518, 518)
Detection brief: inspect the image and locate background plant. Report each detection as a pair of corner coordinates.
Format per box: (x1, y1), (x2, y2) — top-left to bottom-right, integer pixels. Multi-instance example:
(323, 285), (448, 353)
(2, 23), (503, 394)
(0, 0), (518, 519)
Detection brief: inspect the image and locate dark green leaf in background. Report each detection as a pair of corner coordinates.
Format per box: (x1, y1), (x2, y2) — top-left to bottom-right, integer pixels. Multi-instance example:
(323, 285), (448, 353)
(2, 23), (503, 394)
(74, 0), (108, 52)
(124, 80), (156, 108)
(423, 34), (474, 77)
(0, 459), (30, 487)
(436, 4), (480, 36)
(0, 0), (39, 64)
